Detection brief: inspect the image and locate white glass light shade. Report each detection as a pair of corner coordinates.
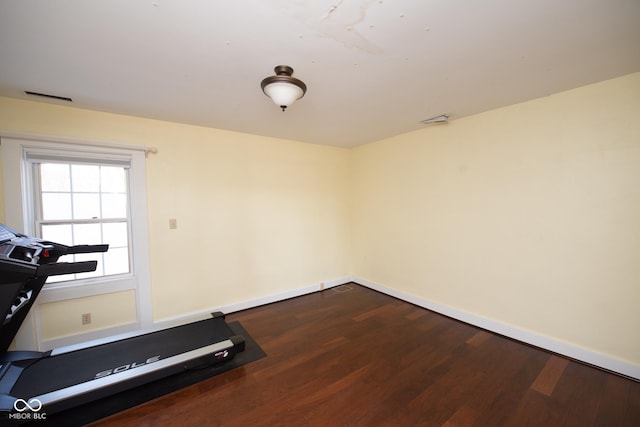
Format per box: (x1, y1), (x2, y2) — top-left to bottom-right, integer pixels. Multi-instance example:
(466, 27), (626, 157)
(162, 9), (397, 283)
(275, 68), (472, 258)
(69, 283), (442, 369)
(261, 65), (307, 111)
(263, 82), (304, 108)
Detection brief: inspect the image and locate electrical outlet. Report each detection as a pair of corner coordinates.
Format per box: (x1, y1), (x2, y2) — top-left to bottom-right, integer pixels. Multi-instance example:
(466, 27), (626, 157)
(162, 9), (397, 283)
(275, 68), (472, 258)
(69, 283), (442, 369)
(169, 218), (177, 229)
(82, 313), (91, 325)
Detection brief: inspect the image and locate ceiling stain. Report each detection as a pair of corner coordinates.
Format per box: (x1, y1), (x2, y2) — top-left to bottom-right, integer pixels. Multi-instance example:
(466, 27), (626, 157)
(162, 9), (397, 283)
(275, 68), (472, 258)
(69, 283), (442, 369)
(272, 0), (384, 54)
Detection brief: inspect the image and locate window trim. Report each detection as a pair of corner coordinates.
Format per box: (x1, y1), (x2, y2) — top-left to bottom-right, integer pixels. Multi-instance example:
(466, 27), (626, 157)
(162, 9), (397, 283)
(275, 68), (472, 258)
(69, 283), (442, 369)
(29, 153), (133, 285)
(1, 132), (153, 349)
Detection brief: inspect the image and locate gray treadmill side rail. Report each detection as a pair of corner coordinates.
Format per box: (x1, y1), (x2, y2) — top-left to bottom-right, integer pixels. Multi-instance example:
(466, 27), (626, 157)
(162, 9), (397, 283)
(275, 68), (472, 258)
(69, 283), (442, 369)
(34, 339), (234, 410)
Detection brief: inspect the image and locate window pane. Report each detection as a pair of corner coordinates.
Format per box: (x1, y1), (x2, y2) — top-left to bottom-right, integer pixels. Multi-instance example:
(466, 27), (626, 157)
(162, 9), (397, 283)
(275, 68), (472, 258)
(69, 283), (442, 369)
(104, 247), (129, 275)
(35, 161), (132, 282)
(41, 193), (72, 220)
(46, 272), (73, 283)
(73, 193), (100, 219)
(40, 163), (70, 192)
(101, 167), (127, 193)
(71, 164), (100, 192)
(41, 224), (73, 246)
(73, 223), (102, 245)
(101, 194), (127, 218)
(102, 222), (128, 247)
(75, 252), (104, 279)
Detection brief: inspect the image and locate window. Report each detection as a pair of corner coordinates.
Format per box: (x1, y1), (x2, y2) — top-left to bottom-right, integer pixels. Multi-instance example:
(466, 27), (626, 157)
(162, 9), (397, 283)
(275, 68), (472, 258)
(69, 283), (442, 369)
(32, 160), (131, 282)
(1, 134), (153, 349)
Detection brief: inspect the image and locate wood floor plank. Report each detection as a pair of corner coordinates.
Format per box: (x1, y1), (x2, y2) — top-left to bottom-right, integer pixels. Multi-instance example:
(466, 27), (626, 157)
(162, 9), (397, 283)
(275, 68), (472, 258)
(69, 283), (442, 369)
(459, 336), (540, 421)
(530, 355), (569, 396)
(552, 358), (608, 427)
(466, 330), (492, 347)
(624, 379), (640, 425)
(88, 284), (640, 427)
(505, 389), (566, 427)
(405, 307), (428, 320)
(592, 374), (630, 427)
(442, 405), (480, 427)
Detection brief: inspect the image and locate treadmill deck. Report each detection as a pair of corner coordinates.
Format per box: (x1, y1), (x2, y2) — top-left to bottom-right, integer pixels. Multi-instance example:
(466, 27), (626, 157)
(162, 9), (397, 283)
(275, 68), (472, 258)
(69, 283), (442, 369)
(11, 315), (237, 397)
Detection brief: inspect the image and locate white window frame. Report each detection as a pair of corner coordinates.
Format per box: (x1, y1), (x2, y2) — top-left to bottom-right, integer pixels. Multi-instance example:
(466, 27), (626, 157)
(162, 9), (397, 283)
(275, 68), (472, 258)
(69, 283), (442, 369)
(1, 132), (153, 350)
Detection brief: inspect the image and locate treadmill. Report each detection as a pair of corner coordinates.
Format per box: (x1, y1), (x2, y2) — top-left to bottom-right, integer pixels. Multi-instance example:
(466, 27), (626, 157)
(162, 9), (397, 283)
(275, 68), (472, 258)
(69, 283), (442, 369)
(0, 224), (244, 420)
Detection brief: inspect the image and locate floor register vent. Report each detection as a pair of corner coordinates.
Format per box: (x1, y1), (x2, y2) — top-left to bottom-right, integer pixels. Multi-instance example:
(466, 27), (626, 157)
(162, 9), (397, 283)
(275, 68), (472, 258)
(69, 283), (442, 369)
(332, 285), (353, 293)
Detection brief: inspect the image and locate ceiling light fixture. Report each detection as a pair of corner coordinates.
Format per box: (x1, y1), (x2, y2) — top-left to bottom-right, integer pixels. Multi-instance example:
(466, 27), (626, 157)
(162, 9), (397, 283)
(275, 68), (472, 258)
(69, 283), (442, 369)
(261, 65), (307, 112)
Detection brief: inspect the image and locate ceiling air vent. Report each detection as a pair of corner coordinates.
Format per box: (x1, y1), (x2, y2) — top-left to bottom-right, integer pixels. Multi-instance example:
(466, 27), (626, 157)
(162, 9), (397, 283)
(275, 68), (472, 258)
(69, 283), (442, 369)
(420, 114), (449, 124)
(25, 91), (73, 102)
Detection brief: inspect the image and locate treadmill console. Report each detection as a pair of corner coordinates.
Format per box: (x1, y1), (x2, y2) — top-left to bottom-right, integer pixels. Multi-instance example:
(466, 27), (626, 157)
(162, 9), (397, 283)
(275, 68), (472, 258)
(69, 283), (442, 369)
(0, 224), (68, 269)
(0, 226), (16, 243)
(0, 224), (108, 354)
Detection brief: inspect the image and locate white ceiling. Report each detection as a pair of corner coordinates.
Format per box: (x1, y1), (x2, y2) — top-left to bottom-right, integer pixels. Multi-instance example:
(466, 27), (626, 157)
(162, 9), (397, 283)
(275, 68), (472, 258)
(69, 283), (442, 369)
(1, 0), (639, 148)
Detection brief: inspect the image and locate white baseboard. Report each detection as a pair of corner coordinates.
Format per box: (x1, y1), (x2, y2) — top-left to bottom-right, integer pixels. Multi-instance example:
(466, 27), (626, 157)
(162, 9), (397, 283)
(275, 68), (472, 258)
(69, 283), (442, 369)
(155, 274), (639, 380)
(153, 276), (353, 330)
(353, 277), (640, 381)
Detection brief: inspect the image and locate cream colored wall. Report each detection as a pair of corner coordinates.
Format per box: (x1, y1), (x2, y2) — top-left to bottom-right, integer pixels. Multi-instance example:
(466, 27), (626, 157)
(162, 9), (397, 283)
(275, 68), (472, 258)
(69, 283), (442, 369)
(0, 98), (351, 329)
(146, 124), (351, 319)
(40, 291), (136, 341)
(352, 73), (640, 365)
(2, 73), (638, 367)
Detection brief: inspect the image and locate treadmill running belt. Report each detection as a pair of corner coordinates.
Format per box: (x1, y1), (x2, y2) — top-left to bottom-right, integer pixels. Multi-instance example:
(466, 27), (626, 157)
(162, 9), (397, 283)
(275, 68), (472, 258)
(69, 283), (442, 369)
(11, 315), (233, 397)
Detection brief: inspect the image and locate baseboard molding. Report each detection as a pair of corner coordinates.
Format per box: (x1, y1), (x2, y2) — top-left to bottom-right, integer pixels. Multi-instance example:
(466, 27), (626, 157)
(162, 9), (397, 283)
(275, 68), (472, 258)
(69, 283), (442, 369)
(154, 275), (639, 380)
(353, 277), (640, 381)
(153, 276), (353, 330)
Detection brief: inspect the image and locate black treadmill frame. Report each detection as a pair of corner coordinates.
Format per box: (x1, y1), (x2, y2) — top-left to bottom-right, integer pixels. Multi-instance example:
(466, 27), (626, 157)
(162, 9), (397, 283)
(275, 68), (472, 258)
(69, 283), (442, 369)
(0, 224), (245, 418)
(1, 312), (244, 415)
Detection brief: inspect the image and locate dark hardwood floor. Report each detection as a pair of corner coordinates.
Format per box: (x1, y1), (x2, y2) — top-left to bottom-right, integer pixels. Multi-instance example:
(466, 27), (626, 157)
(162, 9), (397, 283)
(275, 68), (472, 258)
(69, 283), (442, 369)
(91, 283), (640, 426)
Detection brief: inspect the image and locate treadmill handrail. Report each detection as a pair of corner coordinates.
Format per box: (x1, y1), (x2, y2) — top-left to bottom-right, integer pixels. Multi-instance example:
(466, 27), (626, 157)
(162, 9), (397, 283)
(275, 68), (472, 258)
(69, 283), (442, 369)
(36, 261), (98, 277)
(64, 244), (109, 255)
